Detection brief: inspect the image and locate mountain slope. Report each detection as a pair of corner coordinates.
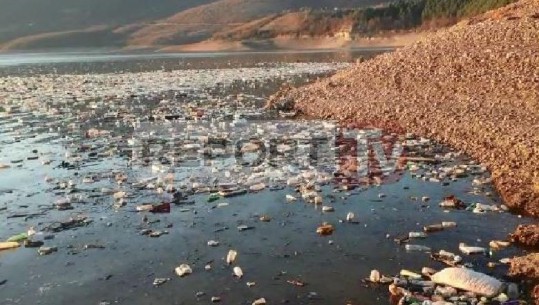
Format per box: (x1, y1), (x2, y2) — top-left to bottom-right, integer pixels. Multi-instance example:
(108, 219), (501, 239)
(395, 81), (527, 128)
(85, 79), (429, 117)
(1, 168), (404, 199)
(127, 0), (383, 46)
(0, 0), (217, 45)
(212, 0), (516, 41)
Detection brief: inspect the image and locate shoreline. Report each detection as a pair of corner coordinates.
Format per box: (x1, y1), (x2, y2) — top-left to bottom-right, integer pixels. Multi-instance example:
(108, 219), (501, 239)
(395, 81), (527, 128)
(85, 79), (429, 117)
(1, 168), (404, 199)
(157, 34), (423, 53)
(0, 32), (423, 55)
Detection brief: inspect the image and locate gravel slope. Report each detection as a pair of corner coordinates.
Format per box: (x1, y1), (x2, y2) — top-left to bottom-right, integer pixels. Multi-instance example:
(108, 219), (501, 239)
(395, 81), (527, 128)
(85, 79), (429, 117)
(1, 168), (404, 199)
(269, 0), (539, 217)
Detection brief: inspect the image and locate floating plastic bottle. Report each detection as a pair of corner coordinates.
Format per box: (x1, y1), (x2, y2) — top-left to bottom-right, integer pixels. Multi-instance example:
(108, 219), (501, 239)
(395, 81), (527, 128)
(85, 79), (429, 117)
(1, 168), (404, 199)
(405, 244), (431, 252)
(0, 242), (20, 251)
(409, 232), (428, 238)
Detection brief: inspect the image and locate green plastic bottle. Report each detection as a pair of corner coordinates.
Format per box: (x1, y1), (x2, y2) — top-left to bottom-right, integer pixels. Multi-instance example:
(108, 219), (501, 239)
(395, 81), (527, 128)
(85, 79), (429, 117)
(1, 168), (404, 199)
(7, 233), (28, 242)
(208, 193), (220, 202)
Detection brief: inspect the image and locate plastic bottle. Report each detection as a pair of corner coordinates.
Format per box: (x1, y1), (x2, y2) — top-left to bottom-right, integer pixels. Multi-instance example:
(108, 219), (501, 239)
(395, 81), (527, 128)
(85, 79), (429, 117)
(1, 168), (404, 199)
(423, 224), (444, 232)
(441, 221), (457, 228)
(459, 243), (486, 255)
(405, 244), (431, 252)
(7, 233), (28, 242)
(409, 232), (428, 238)
(0, 242), (20, 251)
(400, 269), (422, 279)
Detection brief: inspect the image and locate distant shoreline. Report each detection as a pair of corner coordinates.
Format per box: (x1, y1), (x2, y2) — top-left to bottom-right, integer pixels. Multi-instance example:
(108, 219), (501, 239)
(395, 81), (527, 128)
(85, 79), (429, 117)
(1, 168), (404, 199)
(0, 32), (423, 56)
(137, 33), (423, 53)
(0, 45), (397, 68)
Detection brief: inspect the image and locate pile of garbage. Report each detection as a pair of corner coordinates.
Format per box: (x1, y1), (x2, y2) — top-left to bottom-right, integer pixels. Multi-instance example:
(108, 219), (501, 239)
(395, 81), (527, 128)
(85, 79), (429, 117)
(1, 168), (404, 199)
(368, 265), (521, 305)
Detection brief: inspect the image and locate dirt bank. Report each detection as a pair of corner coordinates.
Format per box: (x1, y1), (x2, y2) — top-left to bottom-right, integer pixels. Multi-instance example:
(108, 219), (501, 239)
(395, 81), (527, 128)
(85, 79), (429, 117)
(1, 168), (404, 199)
(267, 0), (539, 217)
(511, 224), (539, 248)
(510, 253), (539, 304)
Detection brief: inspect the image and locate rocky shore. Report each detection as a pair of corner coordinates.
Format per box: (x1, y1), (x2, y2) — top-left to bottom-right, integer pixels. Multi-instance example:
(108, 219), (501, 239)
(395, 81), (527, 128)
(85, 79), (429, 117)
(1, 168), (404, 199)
(268, 0), (538, 217)
(267, 0), (539, 301)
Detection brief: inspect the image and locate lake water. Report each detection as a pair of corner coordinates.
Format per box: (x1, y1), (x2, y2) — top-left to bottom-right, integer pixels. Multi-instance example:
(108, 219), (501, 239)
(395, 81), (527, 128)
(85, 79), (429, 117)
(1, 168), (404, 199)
(0, 50), (533, 305)
(0, 48), (391, 76)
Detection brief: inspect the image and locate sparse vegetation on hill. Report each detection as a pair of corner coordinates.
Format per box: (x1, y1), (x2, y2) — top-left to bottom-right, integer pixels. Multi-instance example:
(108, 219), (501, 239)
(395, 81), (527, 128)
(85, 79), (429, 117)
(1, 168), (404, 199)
(215, 0), (517, 40)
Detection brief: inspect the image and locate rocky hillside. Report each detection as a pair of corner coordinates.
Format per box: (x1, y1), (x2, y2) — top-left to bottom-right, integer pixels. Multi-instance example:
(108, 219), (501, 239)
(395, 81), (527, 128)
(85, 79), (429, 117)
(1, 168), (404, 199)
(212, 11), (357, 41)
(127, 0), (380, 46)
(268, 0), (539, 217)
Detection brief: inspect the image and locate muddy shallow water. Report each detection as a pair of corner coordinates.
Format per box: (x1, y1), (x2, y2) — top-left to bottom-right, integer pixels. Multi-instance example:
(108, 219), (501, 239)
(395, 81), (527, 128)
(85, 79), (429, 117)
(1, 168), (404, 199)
(0, 51), (535, 305)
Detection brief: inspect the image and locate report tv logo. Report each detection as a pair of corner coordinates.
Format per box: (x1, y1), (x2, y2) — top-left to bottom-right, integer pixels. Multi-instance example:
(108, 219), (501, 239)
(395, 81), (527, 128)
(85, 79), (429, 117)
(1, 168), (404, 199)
(130, 120), (405, 187)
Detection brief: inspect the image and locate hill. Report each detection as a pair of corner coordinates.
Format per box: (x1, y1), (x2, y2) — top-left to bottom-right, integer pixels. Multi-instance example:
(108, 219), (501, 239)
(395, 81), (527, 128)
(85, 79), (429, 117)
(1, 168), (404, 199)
(0, 0), (522, 51)
(212, 0), (515, 41)
(0, 0), (382, 50)
(0, 0), (216, 45)
(126, 0), (382, 46)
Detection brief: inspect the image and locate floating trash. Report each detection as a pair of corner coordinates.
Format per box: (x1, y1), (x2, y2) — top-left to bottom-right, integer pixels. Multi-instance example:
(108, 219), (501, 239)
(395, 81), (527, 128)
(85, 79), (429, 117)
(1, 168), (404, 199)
(175, 264), (193, 277)
(226, 250), (238, 265)
(233, 266), (243, 278)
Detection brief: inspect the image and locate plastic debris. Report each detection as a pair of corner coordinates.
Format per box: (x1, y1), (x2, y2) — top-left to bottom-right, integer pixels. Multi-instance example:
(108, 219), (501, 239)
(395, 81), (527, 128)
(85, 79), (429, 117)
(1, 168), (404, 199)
(38, 246), (58, 255)
(489, 240), (510, 250)
(285, 194), (297, 202)
(408, 232), (427, 238)
(369, 270), (381, 283)
(439, 195), (466, 209)
(259, 215), (271, 222)
(459, 243), (486, 255)
(233, 266), (243, 278)
(405, 244), (431, 252)
(226, 250), (238, 265)
(207, 240), (220, 247)
(0, 242), (20, 251)
(400, 269), (422, 279)
(7, 233), (28, 242)
(316, 223), (334, 236)
(423, 224), (444, 233)
(175, 264), (193, 277)
(153, 278), (169, 287)
(430, 267), (503, 297)
(252, 298), (266, 305)
(321, 206), (334, 212)
(24, 240), (44, 248)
